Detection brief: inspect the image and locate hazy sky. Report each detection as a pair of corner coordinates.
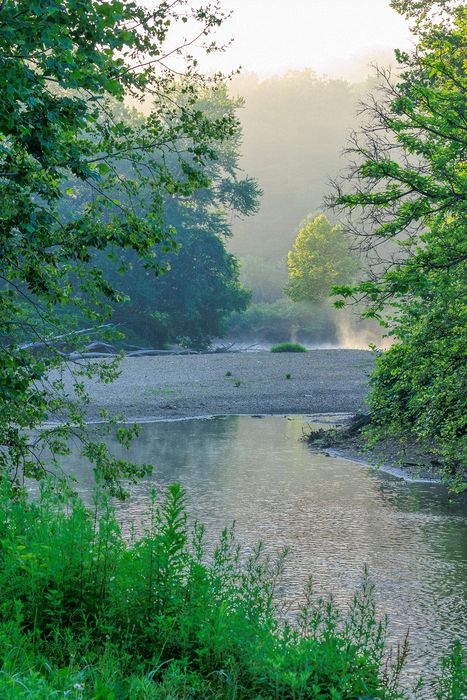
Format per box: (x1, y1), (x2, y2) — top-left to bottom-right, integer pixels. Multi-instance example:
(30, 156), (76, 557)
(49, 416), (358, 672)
(199, 0), (413, 80)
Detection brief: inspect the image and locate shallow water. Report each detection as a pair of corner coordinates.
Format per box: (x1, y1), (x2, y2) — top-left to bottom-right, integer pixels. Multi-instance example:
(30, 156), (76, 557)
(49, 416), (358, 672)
(62, 414), (466, 686)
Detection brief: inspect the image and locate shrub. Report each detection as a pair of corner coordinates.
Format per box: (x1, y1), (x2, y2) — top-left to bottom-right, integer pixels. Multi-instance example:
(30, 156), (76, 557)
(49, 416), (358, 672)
(0, 479), (415, 699)
(271, 342), (307, 353)
(367, 291), (467, 493)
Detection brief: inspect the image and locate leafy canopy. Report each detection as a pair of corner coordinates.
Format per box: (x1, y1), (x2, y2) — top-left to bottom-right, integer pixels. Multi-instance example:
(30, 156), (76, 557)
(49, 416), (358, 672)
(330, 0), (466, 490)
(286, 214), (359, 304)
(0, 0), (237, 493)
(96, 87), (260, 350)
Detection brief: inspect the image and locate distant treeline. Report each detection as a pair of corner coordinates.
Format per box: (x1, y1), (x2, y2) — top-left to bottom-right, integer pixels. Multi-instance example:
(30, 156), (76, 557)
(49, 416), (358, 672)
(230, 70), (373, 259)
(221, 70), (385, 346)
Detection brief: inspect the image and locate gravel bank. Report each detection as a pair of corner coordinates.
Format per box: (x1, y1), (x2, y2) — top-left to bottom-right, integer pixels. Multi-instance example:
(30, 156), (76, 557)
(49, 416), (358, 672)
(73, 350), (375, 421)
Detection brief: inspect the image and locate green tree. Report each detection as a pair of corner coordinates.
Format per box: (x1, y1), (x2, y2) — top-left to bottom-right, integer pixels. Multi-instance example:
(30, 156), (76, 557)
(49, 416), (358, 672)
(0, 0), (235, 493)
(107, 225), (251, 351)
(330, 0), (467, 490)
(285, 214), (359, 304)
(95, 87), (259, 350)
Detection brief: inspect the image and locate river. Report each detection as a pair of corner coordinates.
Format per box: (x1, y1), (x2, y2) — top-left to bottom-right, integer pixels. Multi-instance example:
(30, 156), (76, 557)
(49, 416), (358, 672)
(59, 414), (467, 688)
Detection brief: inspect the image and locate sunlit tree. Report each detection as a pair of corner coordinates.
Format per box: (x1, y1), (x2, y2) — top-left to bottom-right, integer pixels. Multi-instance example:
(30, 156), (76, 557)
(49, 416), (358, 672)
(285, 214), (359, 304)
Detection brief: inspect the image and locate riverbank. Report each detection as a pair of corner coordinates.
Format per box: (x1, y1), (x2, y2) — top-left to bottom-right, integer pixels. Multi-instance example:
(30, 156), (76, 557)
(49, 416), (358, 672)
(60, 349), (449, 485)
(305, 414), (444, 483)
(5, 477), (451, 700)
(70, 349), (375, 421)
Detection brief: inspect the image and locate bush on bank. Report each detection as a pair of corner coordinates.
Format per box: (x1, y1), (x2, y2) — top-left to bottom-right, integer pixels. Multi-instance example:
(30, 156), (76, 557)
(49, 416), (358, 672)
(271, 342), (308, 353)
(0, 480), (464, 699)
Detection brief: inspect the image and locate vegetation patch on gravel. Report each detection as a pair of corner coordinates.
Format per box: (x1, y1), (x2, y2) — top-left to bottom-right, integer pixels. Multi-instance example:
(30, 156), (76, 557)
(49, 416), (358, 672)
(270, 342), (308, 353)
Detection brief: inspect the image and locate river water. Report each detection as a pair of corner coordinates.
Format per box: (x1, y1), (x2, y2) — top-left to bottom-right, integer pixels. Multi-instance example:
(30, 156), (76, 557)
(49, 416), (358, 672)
(62, 414), (466, 687)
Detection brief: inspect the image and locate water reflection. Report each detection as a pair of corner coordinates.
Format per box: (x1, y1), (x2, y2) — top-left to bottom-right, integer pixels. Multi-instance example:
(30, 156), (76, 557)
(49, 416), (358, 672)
(59, 415), (467, 684)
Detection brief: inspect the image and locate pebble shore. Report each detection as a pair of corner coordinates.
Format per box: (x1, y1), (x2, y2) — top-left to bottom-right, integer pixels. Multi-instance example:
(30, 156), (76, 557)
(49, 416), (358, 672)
(73, 349), (375, 422)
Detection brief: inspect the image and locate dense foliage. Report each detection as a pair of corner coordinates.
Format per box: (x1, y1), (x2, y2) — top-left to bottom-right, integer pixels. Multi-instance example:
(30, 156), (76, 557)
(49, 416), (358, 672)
(331, 0), (467, 491)
(2, 479), (464, 699)
(109, 234), (250, 351)
(0, 0), (237, 490)
(99, 89), (259, 350)
(286, 214), (359, 304)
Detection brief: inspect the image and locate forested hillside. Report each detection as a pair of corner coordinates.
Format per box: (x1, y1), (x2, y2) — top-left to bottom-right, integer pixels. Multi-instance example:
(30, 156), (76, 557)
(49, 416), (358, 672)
(230, 70), (372, 259)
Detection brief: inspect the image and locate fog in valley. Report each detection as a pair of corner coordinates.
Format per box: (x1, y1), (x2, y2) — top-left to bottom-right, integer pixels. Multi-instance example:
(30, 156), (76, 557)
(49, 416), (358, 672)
(180, 0), (411, 349)
(230, 70), (371, 259)
(102, 0), (412, 350)
(222, 70), (389, 348)
(3, 0), (465, 693)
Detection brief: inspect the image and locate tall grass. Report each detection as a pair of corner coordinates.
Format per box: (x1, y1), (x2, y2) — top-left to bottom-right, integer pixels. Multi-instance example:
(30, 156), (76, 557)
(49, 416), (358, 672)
(0, 480), (464, 698)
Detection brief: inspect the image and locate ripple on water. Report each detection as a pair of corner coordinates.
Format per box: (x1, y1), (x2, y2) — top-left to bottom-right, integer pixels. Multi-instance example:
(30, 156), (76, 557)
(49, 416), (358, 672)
(51, 414), (467, 687)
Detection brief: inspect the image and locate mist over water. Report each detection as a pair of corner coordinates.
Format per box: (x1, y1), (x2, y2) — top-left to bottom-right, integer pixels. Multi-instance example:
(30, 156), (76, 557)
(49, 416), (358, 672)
(226, 298), (391, 351)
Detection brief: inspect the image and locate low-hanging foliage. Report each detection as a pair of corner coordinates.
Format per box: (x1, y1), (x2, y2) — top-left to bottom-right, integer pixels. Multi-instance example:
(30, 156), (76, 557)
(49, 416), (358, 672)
(328, 0), (467, 492)
(0, 0), (242, 492)
(1, 479), (454, 699)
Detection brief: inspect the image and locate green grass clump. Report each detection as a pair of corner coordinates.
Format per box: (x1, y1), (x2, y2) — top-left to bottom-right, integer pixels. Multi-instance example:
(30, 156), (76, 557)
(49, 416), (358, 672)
(0, 480), (463, 698)
(271, 342), (307, 353)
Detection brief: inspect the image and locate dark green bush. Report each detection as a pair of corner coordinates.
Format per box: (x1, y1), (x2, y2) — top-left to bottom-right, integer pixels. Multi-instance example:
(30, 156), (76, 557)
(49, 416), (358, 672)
(271, 342), (308, 353)
(0, 479), (421, 699)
